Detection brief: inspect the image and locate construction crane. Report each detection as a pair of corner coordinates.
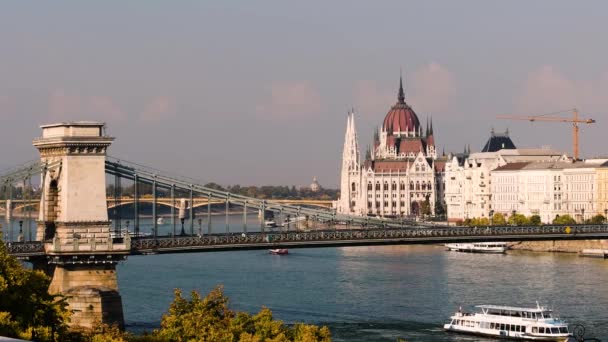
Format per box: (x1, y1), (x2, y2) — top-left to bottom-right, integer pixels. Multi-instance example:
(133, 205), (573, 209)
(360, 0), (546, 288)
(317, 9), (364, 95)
(497, 108), (596, 160)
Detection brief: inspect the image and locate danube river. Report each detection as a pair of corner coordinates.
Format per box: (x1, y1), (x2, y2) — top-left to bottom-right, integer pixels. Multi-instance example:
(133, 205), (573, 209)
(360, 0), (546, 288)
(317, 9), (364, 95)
(4, 216), (608, 340)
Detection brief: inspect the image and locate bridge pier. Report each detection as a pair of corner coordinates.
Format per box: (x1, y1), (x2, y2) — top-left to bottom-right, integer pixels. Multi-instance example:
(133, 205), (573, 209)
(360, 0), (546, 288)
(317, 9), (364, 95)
(48, 263), (124, 330)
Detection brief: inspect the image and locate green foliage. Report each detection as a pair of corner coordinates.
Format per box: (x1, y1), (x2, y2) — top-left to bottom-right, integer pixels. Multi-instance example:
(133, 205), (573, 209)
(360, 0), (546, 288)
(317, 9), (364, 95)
(552, 214), (577, 225)
(462, 217), (490, 227)
(0, 233), (69, 341)
(586, 214), (606, 225)
(528, 215), (542, 226)
(491, 213), (506, 225)
(434, 201), (446, 217)
(420, 197), (432, 216)
(508, 213), (529, 226)
(155, 286), (330, 342)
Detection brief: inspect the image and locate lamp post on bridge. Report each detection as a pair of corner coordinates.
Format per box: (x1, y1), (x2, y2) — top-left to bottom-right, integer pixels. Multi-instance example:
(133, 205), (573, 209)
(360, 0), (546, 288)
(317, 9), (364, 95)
(18, 220), (23, 242)
(179, 199), (187, 236)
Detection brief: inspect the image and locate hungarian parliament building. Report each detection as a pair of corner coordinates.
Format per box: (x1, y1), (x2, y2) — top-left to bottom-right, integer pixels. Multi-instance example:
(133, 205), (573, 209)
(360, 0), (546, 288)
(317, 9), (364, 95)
(336, 77), (608, 224)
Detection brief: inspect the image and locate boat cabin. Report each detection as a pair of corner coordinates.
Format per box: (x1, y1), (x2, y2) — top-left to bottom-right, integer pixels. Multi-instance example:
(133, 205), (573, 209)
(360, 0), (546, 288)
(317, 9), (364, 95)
(478, 305), (553, 320)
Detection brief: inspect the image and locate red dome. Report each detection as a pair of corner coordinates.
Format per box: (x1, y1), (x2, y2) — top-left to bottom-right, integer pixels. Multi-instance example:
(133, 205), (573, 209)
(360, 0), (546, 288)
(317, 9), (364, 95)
(382, 77), (420, 135)
(382, 103), (420, 134)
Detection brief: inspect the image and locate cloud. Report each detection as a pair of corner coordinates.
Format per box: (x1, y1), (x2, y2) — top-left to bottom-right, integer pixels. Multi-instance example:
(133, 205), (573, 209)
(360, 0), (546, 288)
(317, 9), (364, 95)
(516, 65), (608, 114)
(49, 89), (81, 120)
(353, 62), (456, 117)
(255, 81), (322, 118)
(353, 80), (395, 118)
(409, 62), (456, 113)
(139, 96), (177, 122)
(48, 89), (125, 122)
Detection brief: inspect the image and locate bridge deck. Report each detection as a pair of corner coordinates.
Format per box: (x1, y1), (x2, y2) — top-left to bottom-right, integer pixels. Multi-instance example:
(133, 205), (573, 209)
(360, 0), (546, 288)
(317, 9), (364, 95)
(7, 224), (608, 257)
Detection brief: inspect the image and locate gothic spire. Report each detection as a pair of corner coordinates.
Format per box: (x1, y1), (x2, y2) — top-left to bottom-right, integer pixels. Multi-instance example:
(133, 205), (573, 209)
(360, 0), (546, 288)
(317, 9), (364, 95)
(425, 117), (429, 136)
(398, 74), (405, 104)
(430, 117), (434, 135)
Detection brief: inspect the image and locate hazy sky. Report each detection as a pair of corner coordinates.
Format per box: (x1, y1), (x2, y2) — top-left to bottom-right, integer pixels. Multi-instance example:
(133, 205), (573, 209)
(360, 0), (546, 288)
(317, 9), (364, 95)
(1, 1), (606, 187)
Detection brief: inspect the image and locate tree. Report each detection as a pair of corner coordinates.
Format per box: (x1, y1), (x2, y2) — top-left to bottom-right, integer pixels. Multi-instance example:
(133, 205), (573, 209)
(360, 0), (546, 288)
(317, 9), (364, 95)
(156, 286), (330, 342)
(0, 233), (69, 341)
(508, 213), (529, 226)
(491, 213), (506, 226)
(587, 214), (606, 225)
(434, 201), (446, 218)
(420, 197), (431, 216)
(552, 215), (576, 225)
(528, 215), (542, 226)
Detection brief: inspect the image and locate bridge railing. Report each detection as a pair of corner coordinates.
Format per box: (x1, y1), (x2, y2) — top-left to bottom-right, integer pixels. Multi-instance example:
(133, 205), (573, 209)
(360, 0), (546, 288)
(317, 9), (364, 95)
(6, 223), (608, 256)
(128, 223), (608, 253)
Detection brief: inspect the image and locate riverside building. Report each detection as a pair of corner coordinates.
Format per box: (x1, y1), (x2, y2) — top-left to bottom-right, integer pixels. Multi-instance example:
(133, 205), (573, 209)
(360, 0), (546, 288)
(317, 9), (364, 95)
(444, 130), (567, 223)
(336, 77), (447, 217)
(491, 159), (608, 223)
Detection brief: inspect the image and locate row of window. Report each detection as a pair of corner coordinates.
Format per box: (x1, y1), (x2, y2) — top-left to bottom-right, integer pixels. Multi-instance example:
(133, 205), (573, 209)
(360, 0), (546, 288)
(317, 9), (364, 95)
(367, 181), (434, 191)
(368, 201), (408, 208)
(453, 320), (567, 334)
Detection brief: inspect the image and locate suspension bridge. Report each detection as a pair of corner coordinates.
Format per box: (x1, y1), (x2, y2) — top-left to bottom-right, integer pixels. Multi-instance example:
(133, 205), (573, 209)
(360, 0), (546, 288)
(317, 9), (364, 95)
(1, 121), (607, 330)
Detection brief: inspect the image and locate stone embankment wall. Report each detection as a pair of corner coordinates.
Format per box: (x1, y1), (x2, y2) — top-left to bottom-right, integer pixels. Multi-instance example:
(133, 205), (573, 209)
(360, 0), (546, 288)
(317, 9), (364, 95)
(508, 240), (608, 253)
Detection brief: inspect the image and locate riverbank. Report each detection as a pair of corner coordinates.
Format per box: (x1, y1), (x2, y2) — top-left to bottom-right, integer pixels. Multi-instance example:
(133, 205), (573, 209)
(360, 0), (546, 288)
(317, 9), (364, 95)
(508, 239), (608, 253)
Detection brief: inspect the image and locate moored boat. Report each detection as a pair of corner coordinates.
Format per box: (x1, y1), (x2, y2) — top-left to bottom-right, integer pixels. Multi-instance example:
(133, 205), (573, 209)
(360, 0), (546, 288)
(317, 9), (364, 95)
(444, 303), (573, 341)
(445, 242), (508, 253)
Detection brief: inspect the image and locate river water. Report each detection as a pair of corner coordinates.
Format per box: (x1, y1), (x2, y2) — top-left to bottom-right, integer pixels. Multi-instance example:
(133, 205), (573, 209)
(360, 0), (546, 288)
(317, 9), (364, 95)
(4, 216), (608, 340)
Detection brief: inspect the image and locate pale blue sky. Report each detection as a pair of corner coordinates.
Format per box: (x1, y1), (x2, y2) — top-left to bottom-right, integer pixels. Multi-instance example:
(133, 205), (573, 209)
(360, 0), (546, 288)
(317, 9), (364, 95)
(1, 1), (606, 186)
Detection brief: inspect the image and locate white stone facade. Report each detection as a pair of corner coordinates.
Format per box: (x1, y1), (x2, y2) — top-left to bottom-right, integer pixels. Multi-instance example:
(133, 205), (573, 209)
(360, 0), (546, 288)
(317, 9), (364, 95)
(445, 148), (567, 222)
(490, 161), (608, 223)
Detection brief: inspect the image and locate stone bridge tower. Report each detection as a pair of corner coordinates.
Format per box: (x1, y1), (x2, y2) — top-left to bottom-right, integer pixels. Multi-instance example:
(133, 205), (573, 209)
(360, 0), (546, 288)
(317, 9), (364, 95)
(33, 122), (129, 330)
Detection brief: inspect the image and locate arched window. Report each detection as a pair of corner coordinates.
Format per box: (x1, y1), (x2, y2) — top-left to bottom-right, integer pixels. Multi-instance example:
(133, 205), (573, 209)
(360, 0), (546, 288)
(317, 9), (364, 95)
(428, 181), (432, 190)
(383, 182), (389, 191)
(421, 165), (426, 172)
(375, 182), (380, 191)
(400, 182), (405, 190)
(422, 182), (427, 191)
(416, 181), (420, 190)
(415, 165), (420, 172)
(367, 182), (372, 191)
(410, 181), (414, 190)
(391, 182), (397, 191)
(351, 182), (356, 192)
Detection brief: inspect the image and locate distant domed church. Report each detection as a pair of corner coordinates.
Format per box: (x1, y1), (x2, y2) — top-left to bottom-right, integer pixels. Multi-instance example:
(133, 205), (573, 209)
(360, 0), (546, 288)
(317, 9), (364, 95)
(336, 76), (447, 217)
(310, 177), (321, 192)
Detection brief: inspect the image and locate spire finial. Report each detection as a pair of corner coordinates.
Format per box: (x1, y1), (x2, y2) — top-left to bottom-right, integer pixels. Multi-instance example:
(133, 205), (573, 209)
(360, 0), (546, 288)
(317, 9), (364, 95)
(398, 71), (405, 103)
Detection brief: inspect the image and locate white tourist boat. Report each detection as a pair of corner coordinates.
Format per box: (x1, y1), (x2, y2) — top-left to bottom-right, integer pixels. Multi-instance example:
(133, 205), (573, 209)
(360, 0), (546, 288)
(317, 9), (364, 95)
(445, 242), (508, 253)
(281, 215), (307, 227)
(264, 220), (277, 228)
(444, 303), (573, 341)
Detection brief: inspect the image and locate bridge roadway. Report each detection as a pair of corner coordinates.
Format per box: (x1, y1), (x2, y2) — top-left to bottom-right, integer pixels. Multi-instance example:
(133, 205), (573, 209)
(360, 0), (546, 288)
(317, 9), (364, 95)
(7, 223), (608, 258)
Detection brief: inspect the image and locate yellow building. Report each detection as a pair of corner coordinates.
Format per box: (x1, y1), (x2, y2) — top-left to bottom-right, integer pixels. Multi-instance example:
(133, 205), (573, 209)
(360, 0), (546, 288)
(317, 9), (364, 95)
(596, 164), (608, 217)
